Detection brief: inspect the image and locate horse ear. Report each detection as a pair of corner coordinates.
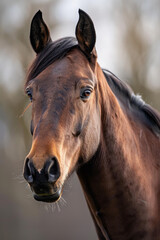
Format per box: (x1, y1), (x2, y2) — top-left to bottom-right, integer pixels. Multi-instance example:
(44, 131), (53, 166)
(30, 10), (51, 54)
(76, 9), (96, 56)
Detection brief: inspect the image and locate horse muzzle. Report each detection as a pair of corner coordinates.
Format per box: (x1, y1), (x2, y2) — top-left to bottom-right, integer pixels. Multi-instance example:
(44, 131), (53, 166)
(23, 156), (62, 202)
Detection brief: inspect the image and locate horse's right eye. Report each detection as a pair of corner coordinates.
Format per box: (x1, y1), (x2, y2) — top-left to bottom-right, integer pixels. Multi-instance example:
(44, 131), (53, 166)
(26, 89), (32, 102)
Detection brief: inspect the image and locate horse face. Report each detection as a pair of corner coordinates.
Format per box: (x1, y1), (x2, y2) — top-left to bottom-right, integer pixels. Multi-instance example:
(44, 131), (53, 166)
(23, 10), (100, 202)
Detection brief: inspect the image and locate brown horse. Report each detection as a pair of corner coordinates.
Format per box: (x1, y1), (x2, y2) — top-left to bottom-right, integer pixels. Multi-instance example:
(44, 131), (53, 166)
(23, 9), (160, 240)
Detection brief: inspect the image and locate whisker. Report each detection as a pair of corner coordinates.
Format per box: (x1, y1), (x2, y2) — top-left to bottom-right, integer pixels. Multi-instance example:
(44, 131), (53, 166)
(50, 203), (56, 213)
(44, 203), (56, 213)
(13, 175), (23, 180)
(56, 201), (61, 212)
(19, 102), (32, 118)
(52, 204), (56, 212)
(25, 183), (30, 189)
(60, 197), (67, 207)
(44, 204), (49, 212)
(26, 194), (33, 199)
(19, 179), (25, 184)
(13, 174), (25, 183)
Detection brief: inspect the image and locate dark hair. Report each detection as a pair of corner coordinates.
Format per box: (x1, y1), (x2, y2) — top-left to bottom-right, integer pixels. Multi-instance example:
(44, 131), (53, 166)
(103, 69), (160, 137)
(26, 37), (78, 84)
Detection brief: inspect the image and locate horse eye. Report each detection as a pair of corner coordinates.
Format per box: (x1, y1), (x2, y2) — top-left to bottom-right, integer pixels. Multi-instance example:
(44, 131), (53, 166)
(26, 89), (32, 102)
(80, 88), (92, 100)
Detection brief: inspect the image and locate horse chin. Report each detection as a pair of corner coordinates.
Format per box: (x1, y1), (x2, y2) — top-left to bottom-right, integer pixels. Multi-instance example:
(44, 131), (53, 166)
(33, 186), (62, 203)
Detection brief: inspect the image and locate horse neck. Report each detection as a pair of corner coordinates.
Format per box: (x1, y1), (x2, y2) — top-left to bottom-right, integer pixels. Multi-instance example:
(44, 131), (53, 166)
(77, 65), (158, 239)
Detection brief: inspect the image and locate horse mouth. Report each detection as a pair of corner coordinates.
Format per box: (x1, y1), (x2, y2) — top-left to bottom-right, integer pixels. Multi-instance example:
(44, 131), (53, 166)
(33, 187), (62, 203)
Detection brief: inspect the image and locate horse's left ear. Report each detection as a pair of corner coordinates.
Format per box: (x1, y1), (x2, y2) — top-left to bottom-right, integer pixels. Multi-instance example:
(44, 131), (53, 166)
(76, 9), (96, 58)
(30, 10), (51, 54)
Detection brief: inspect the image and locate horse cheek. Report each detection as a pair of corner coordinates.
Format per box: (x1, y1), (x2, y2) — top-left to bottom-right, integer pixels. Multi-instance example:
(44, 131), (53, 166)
(81, 112), (100, 162)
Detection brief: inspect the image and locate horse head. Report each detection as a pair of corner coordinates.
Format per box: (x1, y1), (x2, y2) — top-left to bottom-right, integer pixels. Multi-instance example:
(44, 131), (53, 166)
(23, 10), (101, 202)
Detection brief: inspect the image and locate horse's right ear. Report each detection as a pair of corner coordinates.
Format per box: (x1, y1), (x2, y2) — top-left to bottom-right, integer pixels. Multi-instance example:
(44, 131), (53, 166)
(30, 10), (51, 54)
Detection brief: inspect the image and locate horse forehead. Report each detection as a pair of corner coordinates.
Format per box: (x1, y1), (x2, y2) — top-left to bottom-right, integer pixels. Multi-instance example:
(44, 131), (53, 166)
(48, 49), (93, 78)
(36, 50), (93, 89)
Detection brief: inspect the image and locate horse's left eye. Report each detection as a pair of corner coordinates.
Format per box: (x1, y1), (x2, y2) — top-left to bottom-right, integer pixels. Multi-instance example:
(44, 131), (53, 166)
(80, 88), (92, 100)
(26, 89), (32, 102)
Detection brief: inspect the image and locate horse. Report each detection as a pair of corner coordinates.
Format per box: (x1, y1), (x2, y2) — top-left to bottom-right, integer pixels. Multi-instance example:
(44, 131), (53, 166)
(23, 9), (160, 240)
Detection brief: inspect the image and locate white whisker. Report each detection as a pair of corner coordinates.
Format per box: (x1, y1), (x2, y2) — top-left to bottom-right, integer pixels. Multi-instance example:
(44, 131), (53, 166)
(26, 194), (32, 199)
(56, 201), (61, 212)
(44, 203), (56, 213)
(19, 180), (25, 184)
(25, 183), (30, 189)
(51, 203), (56, 212)
(44, 204), (49, 212)
(60, 197), (67, 207)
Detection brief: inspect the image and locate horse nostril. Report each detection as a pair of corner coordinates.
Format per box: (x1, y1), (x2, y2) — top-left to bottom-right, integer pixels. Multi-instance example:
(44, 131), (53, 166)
(23, 157), (60, 185)
(23, 158), (34, 183)
(45, 157), (60, 183)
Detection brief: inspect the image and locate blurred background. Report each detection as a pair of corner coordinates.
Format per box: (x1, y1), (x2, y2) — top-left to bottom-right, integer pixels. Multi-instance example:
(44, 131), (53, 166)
(0, 0), (160, 239)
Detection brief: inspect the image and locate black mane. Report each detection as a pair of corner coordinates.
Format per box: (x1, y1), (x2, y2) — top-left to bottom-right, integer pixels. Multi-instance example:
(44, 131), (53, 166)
(103, 69), (160, 137)
(26, 37), (160, 137)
